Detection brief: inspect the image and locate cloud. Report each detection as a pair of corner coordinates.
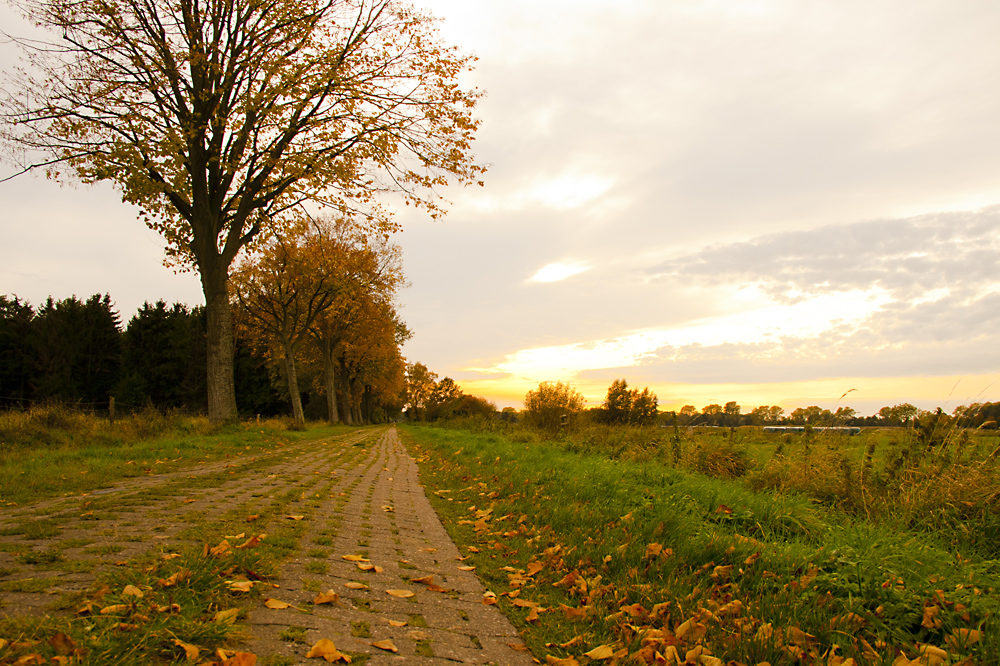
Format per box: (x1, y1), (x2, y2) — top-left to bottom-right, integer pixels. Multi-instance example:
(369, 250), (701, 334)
(528, 261), (591, 283)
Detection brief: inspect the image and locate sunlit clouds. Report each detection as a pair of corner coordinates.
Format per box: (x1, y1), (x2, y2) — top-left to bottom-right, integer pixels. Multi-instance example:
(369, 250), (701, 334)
(472, 286), (890, 381)
(528, 261), (591, 283)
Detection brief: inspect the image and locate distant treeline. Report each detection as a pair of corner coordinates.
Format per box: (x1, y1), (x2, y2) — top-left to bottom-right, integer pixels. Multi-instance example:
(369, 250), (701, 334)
(0, 294), (288, 416)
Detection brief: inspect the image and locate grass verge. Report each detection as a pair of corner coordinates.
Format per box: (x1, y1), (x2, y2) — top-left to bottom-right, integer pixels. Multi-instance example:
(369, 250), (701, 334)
(403, 423), (1000, 666)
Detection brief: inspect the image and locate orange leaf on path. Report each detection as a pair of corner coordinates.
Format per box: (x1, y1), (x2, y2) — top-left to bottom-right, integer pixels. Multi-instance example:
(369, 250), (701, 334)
(388, 619), (407, 627)
(342, 554), (369, 562)
(386, 589), (415, 598)
(412, 575), (434, 585)
(306, 639), (350, 662)
(264, 598), (291, 609)
(314, 590), (339, 605)
(372, 639), (398, 652)
(344, 582), (368, 590)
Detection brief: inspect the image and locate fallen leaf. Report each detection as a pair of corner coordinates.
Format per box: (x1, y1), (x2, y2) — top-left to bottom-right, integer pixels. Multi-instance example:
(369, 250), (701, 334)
(172, 638), (200, 662)
(246, 514), (260, 522)
(158, 569), (191, 587)
(545, 656), (581, 666)
(388, 619), (408, 627)
(48, 633), (76, 654)
(407, 630), (432, 641)
(457, 565), (476, 572)
(228, 580), (255, 592)
(526, 561), (544, 577)
(122, 584), (144, 598)
(412, 575), (434, 585)
(314, 590), (340, 605)
(210, 540), (231, 557)
(100, 604), (129, 615)
(583, 645), (615, 660)
(645, 543), (663, 558)
(264, 598), (291, 609)
(221, 653), (258, 666)
(286, 515), (305, 521)
(526, 607), (540, 623)
(306, 639), (349, 662)
(483, 591), (498, 605)
(371, 639), (398, 652)
(224, 532), (246, 540)
(386, 589), (415, 598)
(214, 608), (240, 624)
(344, 582), (369, 590)
(342, 554), (369, 562)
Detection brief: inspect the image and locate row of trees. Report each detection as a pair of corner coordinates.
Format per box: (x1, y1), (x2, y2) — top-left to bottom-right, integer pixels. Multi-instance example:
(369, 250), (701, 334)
(402, 363), (496, 421)
(232, 217), (409, 426)
(0, 294), (286, 415)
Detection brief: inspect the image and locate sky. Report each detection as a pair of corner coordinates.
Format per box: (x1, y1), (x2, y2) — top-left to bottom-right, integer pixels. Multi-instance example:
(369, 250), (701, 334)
(2, 0), (1000, 415)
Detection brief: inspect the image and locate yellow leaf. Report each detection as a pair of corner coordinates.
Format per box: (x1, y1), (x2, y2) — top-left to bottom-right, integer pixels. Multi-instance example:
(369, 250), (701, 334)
(457, 565), (476, 571)
(583, 645), (615, 660)
(483, 591), (498, 605)
(210, 539), (232, 557)
(228, 580), (255, 592)
(122, 584), (144, 598)
(224, 532), (246, 540)
(158, 569), (190, 587)
(526, 561), (544, 577)
(388, 619), (408, 627)
(214, 608), (240, 624)
(526, 607), (540, 623)
(306, 639), (349, 662)
(386, 589), (415, 598)
(645, 543), (663, 558)
(100, 604), (129, 615)
(172, 638), (200, 662)
(264, 598), (291, 609)
(314, 590), (339, 605)
(372, 639), (398, 652)
(246, 514), (260, 522)
(286, 515), (305, 521)
(342, 554), (369, 562)
(344, 582), (368, 590)
(221, 652), (258, 666)
(412, 575), (434, 584)
(545, 656), (580, 666)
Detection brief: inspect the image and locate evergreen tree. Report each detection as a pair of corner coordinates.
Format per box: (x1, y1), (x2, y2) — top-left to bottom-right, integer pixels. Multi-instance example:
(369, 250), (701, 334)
(0, 296), (36, 407)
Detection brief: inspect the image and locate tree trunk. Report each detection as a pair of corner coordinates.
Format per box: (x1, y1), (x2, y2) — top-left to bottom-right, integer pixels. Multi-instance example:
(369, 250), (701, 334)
(322, 339), (339, 424)
(350, 376), (362, 424)
(283, 343), (305, 426)
(338, 355), (353, 425)
(201, 265), (238, 423)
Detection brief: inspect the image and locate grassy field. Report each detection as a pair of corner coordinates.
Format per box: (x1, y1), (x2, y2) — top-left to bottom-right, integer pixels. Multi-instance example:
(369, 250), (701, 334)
(403, 421), (1000, 666)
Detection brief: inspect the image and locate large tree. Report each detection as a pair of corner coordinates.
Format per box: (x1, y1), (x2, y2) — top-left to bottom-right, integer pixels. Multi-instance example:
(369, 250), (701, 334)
(2, 0), (484, 421)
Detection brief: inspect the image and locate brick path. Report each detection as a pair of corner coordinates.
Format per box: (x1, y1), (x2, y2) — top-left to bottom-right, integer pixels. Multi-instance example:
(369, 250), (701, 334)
(0, 426), (532, 665)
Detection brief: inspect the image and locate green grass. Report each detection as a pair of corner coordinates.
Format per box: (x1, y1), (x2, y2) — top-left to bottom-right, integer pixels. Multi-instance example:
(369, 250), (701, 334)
(403, 423), (1000, 666)
(0, 409), (355, 505)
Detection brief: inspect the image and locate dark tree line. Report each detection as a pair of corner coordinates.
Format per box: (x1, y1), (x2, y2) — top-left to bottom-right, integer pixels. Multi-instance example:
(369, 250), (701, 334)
(0, 294), (287, 415)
